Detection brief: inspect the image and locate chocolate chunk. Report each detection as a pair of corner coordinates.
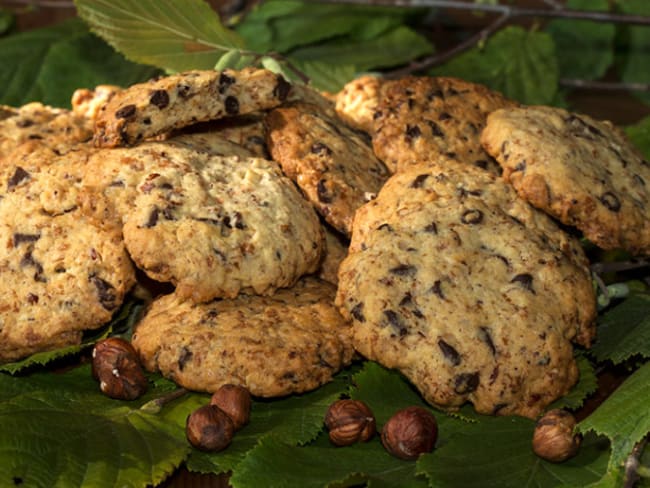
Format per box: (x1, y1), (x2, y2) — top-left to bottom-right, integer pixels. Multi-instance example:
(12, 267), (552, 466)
(510, 273), (535, 293)
(149, 90), (170, 109)
(218, 72), (235, 94)
(427, 89), (443, 100)
(427, 120), (444, 137)
(461, 209), (483, 225)
(20, 251), (45, 282)
(383, 310), (407, 336)
(273, 75), (291, 101)
(144, 207), (159, 228)
(566, 114), (603, 138)
(317, 179), (333, 203)
(177, 84), (191, 98)
(478, 326), (496, 356)
(178, 346), (193, 371)
(16, 118), (34, 128)
(311, 142), (332, 156)
(224, 96), (239, 115)
(633, 174), (646, 186)
(13, 233), (40, 246)
(423, 221), (438, 234)
(438, 338), (461, 366)
(514, 161), (526, 172)
(430, 280), (444, 299)
(410, 174), (429, 189)
(454, 372), (479, 394)
(7, 167), (30, 189)
(389, 264), (417, 276)
(26, 293), (39, 305)
(89, 275), (118, 310)
(405, 124), (421, 141)
(351, 302), (366, 322)
(377, 223), (393, 232)
(115, 104), (136, 119)
(599, 191), (621, 212)
(438, 112), (452, 121)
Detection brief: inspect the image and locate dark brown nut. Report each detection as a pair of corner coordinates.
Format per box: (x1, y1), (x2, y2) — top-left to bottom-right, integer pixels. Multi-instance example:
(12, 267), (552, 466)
(186, 404), (235, 452)
(210, 384), (252, 431)
(532, 409), (581, 463)
(324, 399), (376, 446)
(381, 406), (438, 460)
(92, 337), (148, 400)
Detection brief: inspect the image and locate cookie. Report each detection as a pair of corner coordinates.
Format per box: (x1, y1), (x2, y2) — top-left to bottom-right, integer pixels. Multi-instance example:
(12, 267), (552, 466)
(335, 75), (383, 133)
(93, 67), (292, 147)
(0, 144), (135, 363)
(335, 161), (596, 418)
(82, 140), (323, 302)
(481, 105), (650, 255)
(131, 277), (354, 396)
(266, 101), (390, 236)
(317, 224), (349, 286)
(372, 76), (517, 174)
(0, 102), (93, 158)
(71, 85), (122, 121)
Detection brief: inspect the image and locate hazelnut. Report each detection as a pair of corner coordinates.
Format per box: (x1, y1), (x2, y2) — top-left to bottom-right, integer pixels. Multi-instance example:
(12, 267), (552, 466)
(381, 406), (437, 460)
(324, 399), (376, 446)
(92, 337), (148, 400)
(186, 404), (235, 452)
(210, 384), (252, 431)
(532, 409), (581, 463)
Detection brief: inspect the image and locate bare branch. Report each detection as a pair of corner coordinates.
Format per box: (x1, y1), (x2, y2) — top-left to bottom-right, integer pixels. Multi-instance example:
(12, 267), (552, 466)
(561, 79), (650, 93)
(3, 0), (75, 8)
(624, 435), (649, 488)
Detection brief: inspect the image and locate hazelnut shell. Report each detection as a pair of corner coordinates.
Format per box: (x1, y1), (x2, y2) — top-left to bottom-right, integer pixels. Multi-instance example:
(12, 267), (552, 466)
(186, 404), (235, 452)
(324, 399), (376, 446)
(532, 409), (581, 462)
(381, 406), (437, 460)
(210, 384), (252, 431)
(92, 337), (148, 400)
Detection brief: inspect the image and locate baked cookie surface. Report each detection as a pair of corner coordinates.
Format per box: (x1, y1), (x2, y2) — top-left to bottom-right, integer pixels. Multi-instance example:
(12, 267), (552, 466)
(0, 144), (135, 363)
(335, 75), (383, 133)
(132, 277), (354, 396)
(481, 105), (650, 255)
(93, 67), (292, 147)
(372, 76), (517, 174)
(266, 102), (390, 236)
(82, 140), (323, 302)
(335, 161), (596, 418)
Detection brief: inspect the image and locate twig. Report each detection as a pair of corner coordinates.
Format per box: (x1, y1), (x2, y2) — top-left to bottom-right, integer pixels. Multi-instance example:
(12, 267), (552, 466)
(2, 0), (75, 8)
(139, 388), (188, 414)
(590, 258), (650, 275)
(561, 79), (650, 93)
(624, 435), (649, 488)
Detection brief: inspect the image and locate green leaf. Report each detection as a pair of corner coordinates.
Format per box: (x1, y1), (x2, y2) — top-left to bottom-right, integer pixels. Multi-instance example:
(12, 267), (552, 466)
(0, 298), (144, 375)
(625, 115), (650, 159)
(590, 293), (650, 364)
(419, 416), (610, 488)
(0, 9), (14, 36)
(186, 367), (354, 475)
(579, 362), (650, 472)
(289, 25), (433, 72)
(430, 26), (559, 105)
(0, 18), (158, 107)
(0, 365), (206, 487)
(74, 0), (245, 72)
(617, 0), (650, 104)
(545, 0), (615, 80)
(288, 59), (358, 93)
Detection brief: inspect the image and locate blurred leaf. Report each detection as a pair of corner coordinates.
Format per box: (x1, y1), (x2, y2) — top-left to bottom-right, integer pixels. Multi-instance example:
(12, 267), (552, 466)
(431, 26), (559, 105)
(617, 0), (650, 104)
(75, 0), (245, 72)
(625, 115), (650, 159)
(288, 59), (358, 93)
(546, 0), (615, 80)
(550, 354), (599, 411)
(0, 9), (14, 36)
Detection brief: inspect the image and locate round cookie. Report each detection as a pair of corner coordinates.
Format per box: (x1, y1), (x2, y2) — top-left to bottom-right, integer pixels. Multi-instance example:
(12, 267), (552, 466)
(481, 105), (650, 255)
(335, 74), (383, 133)
(131, 277), (354, 397)
(336, 161), (596, 418)
(372, 76), (517, 174)
(82, 140), (323, 302)
(0, 144), (135, 363)
(266, 101), (390, 236)
(93, 67), (292, 147)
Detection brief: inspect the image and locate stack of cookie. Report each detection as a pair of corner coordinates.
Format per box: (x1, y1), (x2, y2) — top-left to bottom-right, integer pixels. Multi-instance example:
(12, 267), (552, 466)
(1, 67), (647, 418)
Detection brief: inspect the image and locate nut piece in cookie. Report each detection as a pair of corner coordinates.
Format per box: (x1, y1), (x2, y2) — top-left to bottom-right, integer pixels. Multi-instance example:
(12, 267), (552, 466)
(336, 161), (596, 418)
(335, 75), (383, 133)
(71, 85), (122, 122)
(372, 76), (517, 174)
(266, 101), (390, 236)
(481, 105), (650, 255)
(93, 67), (292, 147)
(132, 277), (354, 397)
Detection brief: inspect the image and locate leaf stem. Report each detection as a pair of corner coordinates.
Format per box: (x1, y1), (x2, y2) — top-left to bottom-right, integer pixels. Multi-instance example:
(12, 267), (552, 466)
(590, 258), (650, 275)
(624, 434), (649, 488)
(140, 387), (188, 414)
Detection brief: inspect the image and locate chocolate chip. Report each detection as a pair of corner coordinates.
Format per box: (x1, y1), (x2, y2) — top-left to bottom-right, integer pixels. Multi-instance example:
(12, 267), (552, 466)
(224, 96), (239, 115)
(461, 209), (483, 224)
(566, 114), (603, 138)
(438, 112), (452, 121)
(90, 275), (117, 310)
(144, 207), (159, 228)
(478, 326), (496, 356)
(410, 174), (429, 188)
(377, 223), (393, 232)
(13, 233), (40, 246)
(20, 251), (45, 282)
(7, 167), (30, 189)
(600, 191), (620, 212)
(423, 221), (438, 234)
(454, 372), (479, 394)
(427, 89), (443, 100)
(178, 346), (193, 371)
(474, 160), (488, 170)
(383, 310), (407, 336)
(311, 142), (332, 156)
(438, 339), (461, 366)
(149, 89), (169, 109)
(405, 124), (421, 141)
(514, 161), (526, 172)
(430, 280), (444, 299)
(26, 293), (39, 305)
(427, 120), (444, 137)
(16, 119), (34, 128)
(177, 84), (191, 98)
(218, 72), (235, 93)
(115, 104), (136, 119)
(317, 179), (333, 203)
(633, 174), (645, 186)
(273, 75), (291, 101)
(510, 273), (535, 293)
(389, 264), (417, 276)
(351, 302), (366, 322)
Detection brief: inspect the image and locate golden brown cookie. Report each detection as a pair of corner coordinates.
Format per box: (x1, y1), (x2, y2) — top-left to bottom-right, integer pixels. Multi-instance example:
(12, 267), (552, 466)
(335, 74), (383, 133)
